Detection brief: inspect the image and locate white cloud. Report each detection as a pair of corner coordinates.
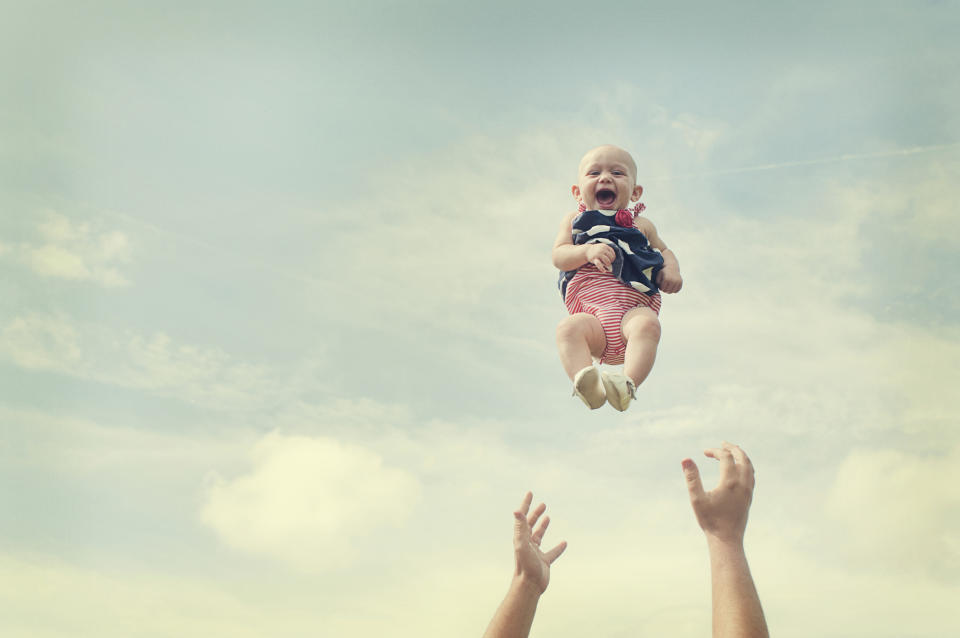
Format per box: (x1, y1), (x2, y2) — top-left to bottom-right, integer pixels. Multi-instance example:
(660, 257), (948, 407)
(0, 313), (83, 370)
(24, 243), (93, 280)
(0, 313), (297, 411)
(38, 214), (83, 242)
(823, 445), (960, 579)
(0, 405), (255, 477)
(200, 431), (420, 570)
(753, 532), (960, 638)
(907, 160), (960, 245)
(631, 163), (960, 440)
(4, 395), (959, 638)
(667, 112), (728, 160)
(0, 553), (261, 638)
(821, 160), (960, 251)
(651, 297), (959, 438)
(6, 212), (132, 287)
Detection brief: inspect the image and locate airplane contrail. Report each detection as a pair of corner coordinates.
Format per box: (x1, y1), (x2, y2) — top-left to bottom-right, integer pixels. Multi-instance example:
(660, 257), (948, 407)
(649, 141), (960, 182)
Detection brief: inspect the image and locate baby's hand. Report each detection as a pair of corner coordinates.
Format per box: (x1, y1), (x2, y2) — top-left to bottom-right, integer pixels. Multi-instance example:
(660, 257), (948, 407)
(585, 243), (615, 272)
(657, 267), (683, 293)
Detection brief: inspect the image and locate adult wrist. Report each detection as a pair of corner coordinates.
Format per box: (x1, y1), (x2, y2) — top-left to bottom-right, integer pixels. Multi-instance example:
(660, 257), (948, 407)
(512, 573), (545, 598)
(705, 532), (746, 553)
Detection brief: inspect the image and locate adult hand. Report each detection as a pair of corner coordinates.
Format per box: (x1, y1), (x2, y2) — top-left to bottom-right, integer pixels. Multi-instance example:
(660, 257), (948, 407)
(657, 266), (683, 293)
(513, 492), (567, 594)
(682, 442), (755, 544)
(585, 243), (615, 273)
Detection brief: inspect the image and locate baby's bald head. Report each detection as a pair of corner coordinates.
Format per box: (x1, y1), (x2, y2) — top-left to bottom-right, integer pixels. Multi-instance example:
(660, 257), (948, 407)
(578, 145), (637, 182)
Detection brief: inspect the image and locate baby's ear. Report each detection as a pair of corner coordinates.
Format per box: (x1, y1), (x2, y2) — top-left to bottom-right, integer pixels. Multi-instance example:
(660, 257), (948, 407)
(631, 184), (644, 201)
(571, 184), (581, 200)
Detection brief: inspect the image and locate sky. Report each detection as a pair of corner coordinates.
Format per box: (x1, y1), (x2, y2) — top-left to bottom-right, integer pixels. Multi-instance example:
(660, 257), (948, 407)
(1, 1), (959, 636)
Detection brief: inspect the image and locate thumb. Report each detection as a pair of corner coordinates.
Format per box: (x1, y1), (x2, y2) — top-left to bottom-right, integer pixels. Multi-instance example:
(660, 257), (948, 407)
(544, 540), (568, 565)
(681, 458), (705, 502)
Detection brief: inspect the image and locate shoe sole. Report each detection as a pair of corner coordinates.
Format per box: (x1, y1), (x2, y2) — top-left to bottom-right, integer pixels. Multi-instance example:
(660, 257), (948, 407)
(602, 373), (635, 412)
(573, 366), (607, 409)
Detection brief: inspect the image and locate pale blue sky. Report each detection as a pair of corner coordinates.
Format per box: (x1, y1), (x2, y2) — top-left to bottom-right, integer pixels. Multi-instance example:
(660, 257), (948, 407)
(2, 1), (959, 636)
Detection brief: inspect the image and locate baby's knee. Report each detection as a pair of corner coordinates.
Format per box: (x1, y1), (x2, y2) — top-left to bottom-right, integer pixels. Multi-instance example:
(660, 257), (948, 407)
(557, 314), (599, 341)
(623, 311), (661, 341)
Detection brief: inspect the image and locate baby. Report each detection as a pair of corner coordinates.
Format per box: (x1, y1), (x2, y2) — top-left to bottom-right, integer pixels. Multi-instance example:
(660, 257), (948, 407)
(552, 145), (682, 411)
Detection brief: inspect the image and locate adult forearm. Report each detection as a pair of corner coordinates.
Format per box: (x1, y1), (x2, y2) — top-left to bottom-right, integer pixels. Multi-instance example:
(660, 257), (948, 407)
(707, 537), (768, 638)
(552, 244), (590, 271)
(482, 577), (542, 638)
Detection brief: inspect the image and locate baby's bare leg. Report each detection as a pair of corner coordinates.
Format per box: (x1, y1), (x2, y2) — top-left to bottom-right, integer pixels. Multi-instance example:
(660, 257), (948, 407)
(621, 307), (661, 386)
(556, 313), (606, 380)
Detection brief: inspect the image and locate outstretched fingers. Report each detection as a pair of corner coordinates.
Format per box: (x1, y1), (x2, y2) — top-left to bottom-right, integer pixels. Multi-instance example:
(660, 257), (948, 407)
(514, 493), (548, 544)
(513, 493), (534, 545)
(517, 491), (533, 516)
(543, 540), (568, 565)
(527, 501), (547, 531)
(722, 441), (750, 466)
(722, 441), (755, 484)
(531, 514), (550, 545)
(705, 445), (736, 482)
(513, 510), (530, 541)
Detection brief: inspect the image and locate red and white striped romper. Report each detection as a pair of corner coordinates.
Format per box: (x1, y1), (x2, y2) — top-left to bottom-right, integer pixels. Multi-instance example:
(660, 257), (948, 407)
(564, 265), (661, 365)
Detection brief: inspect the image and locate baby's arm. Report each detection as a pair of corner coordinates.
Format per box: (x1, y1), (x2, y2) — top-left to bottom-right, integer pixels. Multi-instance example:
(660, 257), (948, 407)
(552, 211), (616, 273)
(636, 217), (682, 293)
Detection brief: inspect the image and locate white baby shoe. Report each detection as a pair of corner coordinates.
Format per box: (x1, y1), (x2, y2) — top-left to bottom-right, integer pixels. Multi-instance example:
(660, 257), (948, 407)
(572, 365), (607, 409)
(601, 371), (636, 412)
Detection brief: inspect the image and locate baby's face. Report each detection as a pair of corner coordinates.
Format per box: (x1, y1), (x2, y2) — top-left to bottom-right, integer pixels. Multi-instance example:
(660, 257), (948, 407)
(572, 146), (642, 211)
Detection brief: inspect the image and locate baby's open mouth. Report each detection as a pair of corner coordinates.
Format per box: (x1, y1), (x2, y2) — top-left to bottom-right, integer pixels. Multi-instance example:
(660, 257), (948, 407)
(596, 189), (616, 208)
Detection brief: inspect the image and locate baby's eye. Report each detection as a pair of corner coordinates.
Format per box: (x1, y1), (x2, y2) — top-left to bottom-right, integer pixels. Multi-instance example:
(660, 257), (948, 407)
(588, 171), (600, 176)
(613, 170), (624, 176)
